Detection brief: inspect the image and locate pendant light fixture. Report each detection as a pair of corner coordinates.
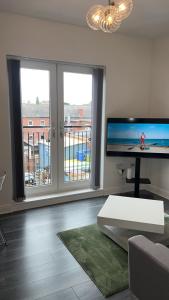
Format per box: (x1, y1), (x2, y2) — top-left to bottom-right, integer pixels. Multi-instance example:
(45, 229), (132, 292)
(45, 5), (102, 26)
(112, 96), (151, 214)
(86, 0), (134, 33)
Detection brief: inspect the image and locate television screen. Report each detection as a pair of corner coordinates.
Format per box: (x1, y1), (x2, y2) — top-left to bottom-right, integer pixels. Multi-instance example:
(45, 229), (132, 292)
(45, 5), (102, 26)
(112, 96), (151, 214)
(107, 118), (169, 158)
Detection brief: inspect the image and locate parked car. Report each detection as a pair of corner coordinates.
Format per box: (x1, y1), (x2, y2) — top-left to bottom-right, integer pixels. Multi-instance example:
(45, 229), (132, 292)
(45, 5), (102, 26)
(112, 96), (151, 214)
(25, 173), (36, 185)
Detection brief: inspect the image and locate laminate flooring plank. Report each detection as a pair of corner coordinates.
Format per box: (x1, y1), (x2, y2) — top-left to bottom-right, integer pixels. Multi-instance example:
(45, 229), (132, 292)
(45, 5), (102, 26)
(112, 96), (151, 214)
(1, 249), (81, 290)
(0, 268), (89, 300)
(35, 287), (79, 300)
(0, 238), (63, 263)
(0, 251), (54, 274)
(72, 280), (103, 299)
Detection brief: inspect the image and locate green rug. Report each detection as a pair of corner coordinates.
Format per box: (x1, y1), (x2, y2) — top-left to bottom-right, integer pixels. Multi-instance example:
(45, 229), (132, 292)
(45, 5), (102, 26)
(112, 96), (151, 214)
(58, 224), (128, 298)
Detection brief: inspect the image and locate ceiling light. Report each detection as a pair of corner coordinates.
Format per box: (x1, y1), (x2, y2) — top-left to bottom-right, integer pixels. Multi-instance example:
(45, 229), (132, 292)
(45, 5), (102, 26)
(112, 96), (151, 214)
(99, 5), (121, 33)
(116, 0), (134, 20)
(86, 0), (134, 33)
(86, 5), (104, 30)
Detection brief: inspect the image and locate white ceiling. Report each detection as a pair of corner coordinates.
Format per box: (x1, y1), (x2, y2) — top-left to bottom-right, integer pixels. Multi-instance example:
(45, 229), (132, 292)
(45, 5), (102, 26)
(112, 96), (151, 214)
(0, 0), (169, 38)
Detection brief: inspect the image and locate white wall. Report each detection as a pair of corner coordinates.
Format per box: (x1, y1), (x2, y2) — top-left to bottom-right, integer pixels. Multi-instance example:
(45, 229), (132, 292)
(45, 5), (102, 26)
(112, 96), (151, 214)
(148, 37), (169, 199)
(0, 13), (152, 213)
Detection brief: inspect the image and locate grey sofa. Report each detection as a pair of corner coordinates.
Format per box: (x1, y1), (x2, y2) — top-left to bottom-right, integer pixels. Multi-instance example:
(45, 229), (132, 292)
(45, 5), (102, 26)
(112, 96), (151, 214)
(128, 235), (169, 300)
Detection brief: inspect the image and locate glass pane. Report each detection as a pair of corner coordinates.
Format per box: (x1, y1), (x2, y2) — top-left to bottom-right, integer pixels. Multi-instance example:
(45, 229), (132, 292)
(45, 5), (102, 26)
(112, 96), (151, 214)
(63, 72), (92, 183)
(21, 68), (51, 187)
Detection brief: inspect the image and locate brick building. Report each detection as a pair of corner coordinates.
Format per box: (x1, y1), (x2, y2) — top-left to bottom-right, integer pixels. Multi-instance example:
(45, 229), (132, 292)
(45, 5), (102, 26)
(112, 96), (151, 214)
(22, 103), (50, 144)
(22, 102), (92, 144)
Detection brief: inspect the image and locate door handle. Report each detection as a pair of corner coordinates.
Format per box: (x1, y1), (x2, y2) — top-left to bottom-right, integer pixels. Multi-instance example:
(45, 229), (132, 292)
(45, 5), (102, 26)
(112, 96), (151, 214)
(51, 126), (56, 139)
(60, 122), (64, 138)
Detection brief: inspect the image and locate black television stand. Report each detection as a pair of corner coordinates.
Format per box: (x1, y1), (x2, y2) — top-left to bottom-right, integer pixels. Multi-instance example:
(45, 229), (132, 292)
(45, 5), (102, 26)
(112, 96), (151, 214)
(126, 157), (151, 198)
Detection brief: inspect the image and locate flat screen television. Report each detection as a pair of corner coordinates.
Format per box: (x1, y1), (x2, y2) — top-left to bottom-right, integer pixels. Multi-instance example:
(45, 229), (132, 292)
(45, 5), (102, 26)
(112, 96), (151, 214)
(106, 118), (169, 158)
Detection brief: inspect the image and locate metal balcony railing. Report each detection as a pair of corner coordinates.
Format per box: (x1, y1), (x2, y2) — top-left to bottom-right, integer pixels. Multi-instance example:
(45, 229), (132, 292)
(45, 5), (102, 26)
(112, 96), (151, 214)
(64, 126), (92, 182)
(23, 125), (92, 187)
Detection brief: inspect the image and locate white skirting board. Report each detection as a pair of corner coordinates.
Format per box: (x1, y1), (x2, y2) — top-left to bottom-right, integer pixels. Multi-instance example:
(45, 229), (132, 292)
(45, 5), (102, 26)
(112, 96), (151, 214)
(0, 173), (6, 191)
(147, 185), (169, 201)
(1, 184), (168, 215)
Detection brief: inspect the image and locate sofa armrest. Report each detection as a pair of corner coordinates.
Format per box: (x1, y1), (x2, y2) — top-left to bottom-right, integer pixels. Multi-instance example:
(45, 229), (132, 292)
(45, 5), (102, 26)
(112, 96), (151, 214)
(128, 235), (169, 300)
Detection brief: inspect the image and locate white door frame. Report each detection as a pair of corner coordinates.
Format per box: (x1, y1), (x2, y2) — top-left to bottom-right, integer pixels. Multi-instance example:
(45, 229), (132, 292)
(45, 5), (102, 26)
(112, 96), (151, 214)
(21, 60), (94, 197)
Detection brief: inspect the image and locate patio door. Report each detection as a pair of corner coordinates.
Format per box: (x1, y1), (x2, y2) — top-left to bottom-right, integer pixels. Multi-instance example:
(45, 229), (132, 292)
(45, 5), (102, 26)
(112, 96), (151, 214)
(20, 61), (94, 196)
(21, 60), (58, 196)
(57, 65), (93, 191)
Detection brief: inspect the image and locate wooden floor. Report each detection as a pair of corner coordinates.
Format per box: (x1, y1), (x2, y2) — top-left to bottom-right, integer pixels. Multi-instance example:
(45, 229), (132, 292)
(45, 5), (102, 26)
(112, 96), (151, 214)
(0, 191), (168, 300)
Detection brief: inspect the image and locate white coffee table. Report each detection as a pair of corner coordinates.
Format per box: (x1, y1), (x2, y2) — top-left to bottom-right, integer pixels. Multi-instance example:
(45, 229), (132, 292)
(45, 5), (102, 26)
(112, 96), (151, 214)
(98, 195), (164, 239)
(98, 195), (164, 234)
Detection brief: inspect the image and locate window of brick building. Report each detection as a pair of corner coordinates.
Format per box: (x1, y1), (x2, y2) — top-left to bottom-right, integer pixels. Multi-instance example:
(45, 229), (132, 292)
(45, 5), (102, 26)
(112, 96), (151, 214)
(40, 120), (45, 126)
(28, 120), (33, 126)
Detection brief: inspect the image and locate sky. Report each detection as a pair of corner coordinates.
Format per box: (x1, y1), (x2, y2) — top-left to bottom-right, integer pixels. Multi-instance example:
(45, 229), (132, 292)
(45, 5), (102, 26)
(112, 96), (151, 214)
(21, 68), (50, 103)
(108, 123), (169, 139)
(21, 68), (92, 105)
(64, 72), (92, 105)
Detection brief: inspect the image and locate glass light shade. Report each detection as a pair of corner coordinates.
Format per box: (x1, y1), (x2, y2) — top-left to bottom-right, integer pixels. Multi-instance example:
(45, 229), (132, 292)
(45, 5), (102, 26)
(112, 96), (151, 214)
(86, 5), (104, 31)
(99, 5), (121, 33)
(115, 0), (133, 20)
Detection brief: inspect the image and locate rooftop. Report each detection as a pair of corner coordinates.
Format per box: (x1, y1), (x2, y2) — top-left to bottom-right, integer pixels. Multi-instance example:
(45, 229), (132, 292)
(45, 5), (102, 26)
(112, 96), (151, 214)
(22, 103), (91, 119)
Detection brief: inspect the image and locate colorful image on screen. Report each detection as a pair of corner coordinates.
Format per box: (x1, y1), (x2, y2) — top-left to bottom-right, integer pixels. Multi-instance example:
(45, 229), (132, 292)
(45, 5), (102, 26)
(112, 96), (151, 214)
(107, 123), (169, 154)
